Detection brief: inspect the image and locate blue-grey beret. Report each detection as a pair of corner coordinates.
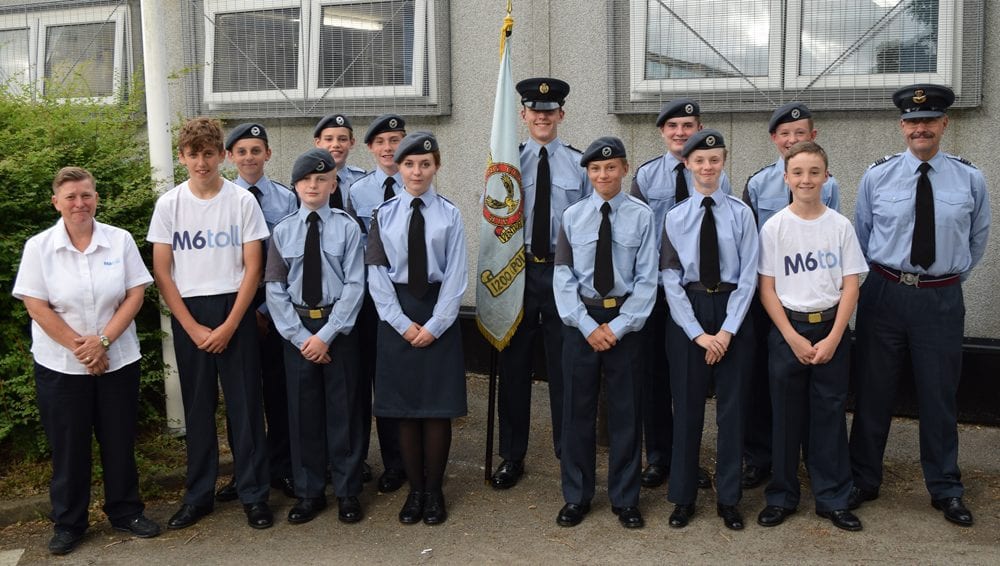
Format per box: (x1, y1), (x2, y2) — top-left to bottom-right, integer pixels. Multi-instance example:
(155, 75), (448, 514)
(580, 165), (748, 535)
(364, 114), (406, 145)
(313, 113), (353, 137)
(291, 148), (337, 186)
(225, 123), (267, 151)
(393, 131), (438, 163)
(681, 129), (725, 157)
(655, 98), (700, 128)
(768, 102), (813, 133)
(580, 136), (627, 166)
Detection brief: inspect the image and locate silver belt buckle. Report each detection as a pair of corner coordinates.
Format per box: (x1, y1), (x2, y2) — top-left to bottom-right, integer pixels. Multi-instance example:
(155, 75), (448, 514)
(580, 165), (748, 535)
(900, 272), (920, 286)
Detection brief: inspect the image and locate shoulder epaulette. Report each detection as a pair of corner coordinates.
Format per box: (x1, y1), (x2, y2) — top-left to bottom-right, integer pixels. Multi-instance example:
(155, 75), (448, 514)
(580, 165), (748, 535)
(355, 170), (377, 182)
(948, 155), (978, 169)
(272, 180), (292, 192)
(868, 154), (900, 169)
(437, 194), (457, 208)
(725, 193), (752, 210)
(346, 165), (366, 174)
(637, 155), (663, 170)
(562, 142), (583, 154)
(519, 142), (526, 152)
(746, 162), (776, 186)
(625, 193), (653, 211)
(274, 211), (297, 226)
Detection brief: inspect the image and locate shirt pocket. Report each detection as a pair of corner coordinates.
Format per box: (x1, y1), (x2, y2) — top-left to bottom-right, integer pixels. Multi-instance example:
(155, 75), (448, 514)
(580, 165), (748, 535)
(872, 187), (913, 225)
(933, 190), (973, 226)
(553, 175), (585, 207)
(757, 195), (788, 215)
(568, 229), (599, 265)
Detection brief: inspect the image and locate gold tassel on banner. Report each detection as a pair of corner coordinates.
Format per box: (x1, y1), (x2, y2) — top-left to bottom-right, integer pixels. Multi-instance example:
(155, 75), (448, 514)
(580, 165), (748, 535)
(499, 0), (513, 58)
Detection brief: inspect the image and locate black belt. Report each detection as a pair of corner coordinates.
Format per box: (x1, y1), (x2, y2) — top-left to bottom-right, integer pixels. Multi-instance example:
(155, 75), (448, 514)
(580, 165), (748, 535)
(870, 263), (959, 288)
(294, 304), (333, 319)
(581, 295), (628, 308)
(784, 305), (837, 324)
(685, 282), (737, 294)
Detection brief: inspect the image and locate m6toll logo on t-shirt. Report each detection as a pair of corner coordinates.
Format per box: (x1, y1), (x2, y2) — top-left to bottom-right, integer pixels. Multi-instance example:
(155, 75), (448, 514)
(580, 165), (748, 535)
(172, 225), (242, 251)
(784, 249), (840, 276)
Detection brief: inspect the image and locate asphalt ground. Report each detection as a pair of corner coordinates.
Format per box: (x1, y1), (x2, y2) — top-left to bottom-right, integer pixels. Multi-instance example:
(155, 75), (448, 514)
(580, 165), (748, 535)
(1, 374), (999, 565)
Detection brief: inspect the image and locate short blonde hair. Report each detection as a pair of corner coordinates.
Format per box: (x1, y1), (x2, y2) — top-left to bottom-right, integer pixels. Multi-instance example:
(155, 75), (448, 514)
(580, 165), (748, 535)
(52, 166), (95, 194)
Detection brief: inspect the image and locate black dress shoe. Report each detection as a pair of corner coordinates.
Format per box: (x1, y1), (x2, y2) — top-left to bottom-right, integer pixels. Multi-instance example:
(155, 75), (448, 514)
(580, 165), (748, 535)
(167, 503), (212, 529)
(338, 496), (364, 523)
(717, 504), (744, 530)
(741, 465), (770, 489)
(378, 468), (407, 493)
(112, 514), (162, 538)
(215, 477), (238, 502)
(556, 502), (591, 527)
(398, 491), (424, 524)
(669, 504), (696, 528)
(612, 506), (645, 529)
(757, 505), (795, 527)
(361, 461), (373, 483)
(697, 467), (712, 489)
(422, 491), (448, 525)
(244, 502), (274, 529)
(271, 476), (296, 499)
(640, 464), (669, 488)
(491, 460), (524, 490)
(287, 497), (327, 524)
(932, 497), (973, 526)
(847, 486), (879, 510)
(48, 530), (84, 555)
(816, 509), (863, 531)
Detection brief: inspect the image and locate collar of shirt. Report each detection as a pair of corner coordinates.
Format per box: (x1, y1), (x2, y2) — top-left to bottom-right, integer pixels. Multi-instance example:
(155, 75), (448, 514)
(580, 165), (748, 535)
(372, 167), (403, 187)
(235, 174), (271, 191)
(697, 188), (727, 208)
(903, 148), (946, 173)
(587, 188), (629, 213)
(664, 152), (683, 170)
(296, 204), (333, 224)
(51, 218), (109, 254)
(398, 186), (437, 209)
(524, 137), (563, 158)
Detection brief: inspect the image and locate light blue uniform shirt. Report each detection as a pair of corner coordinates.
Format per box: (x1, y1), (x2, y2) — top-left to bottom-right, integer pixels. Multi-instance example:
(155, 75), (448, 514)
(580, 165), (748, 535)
(743, 157), (840, 231)
(553, 190), (658, 340)
(365, 187), (468, 338)
(630, 152), (733, 248)
(264, 205), (365, 348)
(521, 138), (591, 255)
(659, 190), (759, 340)
(338, 164), (367, 193)
(855, 149), (990, 279)
(234, 175), (297, 234)
(347, 167), (403, 236)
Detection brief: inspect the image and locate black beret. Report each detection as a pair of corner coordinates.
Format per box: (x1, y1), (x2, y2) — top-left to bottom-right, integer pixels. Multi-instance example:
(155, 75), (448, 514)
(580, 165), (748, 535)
(312, 113), (353, 137)
(516, 77), (570, 110)
(364, 114), (406, 145)
(225, 123), (267, 151)
(580, 136), (627, 166)
(291, 148), (337, 186)
(393, 131), (438, 163)
(893, 83), (954, 119)
(655, 98), (700, 128)
(768, 102), (813, 133)
(681, 129), (725, 157)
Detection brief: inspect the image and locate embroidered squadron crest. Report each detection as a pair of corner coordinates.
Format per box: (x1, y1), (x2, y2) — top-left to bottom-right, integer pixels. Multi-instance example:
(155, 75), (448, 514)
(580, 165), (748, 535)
(684, 103), (694, 114)
(706, 135), (717, 147)
(791, 109), (801, 119)
(389, 118), (399, 128)
(423, 140), (433, 151)
(335, 116), (345, 125)
(250, 126), (261, 136)
(913, 89), (927, 104)
(539, 82), (550, 94)
(602, 146), (612, 157)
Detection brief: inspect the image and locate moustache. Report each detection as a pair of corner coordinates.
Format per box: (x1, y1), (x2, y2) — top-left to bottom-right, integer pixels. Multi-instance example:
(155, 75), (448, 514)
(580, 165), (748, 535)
(910, 132), (935, 139)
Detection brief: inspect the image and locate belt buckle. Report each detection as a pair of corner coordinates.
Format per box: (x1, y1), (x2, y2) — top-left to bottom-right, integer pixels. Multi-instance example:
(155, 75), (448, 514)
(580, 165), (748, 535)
(602, 297), (617, 308)
(900, 272), (920, 287)
(807, 312), (822, 324)
(308, 308), (324, 319)
(706, 285), (720, 294)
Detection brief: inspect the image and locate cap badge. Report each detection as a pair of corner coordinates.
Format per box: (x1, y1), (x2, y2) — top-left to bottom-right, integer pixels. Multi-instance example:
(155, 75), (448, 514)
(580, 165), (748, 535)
(684, 103), (694, 114)
(913, 89), (927, 104)
(539, 82), (550, 94)
(250, 126), (261, 136)
(705, 135), (716, 147)
(601, 146), (612, 157)
(316, 161), (326, 171)
(335, 116), (345, 125)
(389, 118), (398, 128)
(790, 109), (801, 119)
(423, 140), (433, 151)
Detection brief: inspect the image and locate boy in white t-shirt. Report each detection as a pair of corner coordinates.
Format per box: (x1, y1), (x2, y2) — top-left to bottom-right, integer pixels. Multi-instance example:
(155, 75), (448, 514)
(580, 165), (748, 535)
(147, 117), (273, 531)
(755, 141), (868, 532)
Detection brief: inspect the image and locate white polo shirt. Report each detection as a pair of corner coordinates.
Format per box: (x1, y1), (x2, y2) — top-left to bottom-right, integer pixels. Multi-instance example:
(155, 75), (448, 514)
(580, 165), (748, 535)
(13, 218), (153, 374)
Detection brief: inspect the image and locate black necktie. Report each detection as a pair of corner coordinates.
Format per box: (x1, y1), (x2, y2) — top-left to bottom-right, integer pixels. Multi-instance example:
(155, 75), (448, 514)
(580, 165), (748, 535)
(329, 183), (344, 210)
(408, 199), (429, 298)
(911, 162), (936, 269)
(594, 202), (614, 297)
(699, 198), (721, 289)
(674, 162), (689, 203)
(303, 211), (323, 307)
(248, 185), (263, 208)
(383, 176), (396, 202)
(532, 146), (551, 259)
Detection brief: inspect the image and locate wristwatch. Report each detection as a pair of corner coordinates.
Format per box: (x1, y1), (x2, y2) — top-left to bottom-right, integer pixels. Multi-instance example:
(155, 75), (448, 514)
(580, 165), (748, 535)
(99, 335), (111, 349)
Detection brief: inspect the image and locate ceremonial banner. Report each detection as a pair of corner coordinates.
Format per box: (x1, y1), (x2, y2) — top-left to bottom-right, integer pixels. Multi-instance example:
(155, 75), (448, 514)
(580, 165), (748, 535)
(476, 11), (524, 351)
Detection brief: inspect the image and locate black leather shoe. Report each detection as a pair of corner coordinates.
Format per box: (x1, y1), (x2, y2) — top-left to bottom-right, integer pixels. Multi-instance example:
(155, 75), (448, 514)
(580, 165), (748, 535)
(398, 491), (424, 524)
(847, 486), (879, 510)
(717, 504), (744, 530)
(244, 502), (273, 529)
(932, 497), (973, 526)
(817, 509), (863, 531)
(422, 491), (448, 525)
(491, 460), (524, 490)
(287, 497), (327, 524)
(48, 531), (84, 555)
(338, 496), (364, 523)
(741, 465), (770, 489)
(612, 506), (645, 529)
(361, 461), (373, 483)
(378, 468), (407, 493)
(167, 503), (212, 529)
(215, 477), (238, 502)
(669, 504), (696, 528)
(757, 505), (795, 527)
(641, 464), (669, 488)
(697, 467), (712, 489)
(556, 502), (591, 527)
(112, 514), (161, 538)
(271, 477), (296, 499)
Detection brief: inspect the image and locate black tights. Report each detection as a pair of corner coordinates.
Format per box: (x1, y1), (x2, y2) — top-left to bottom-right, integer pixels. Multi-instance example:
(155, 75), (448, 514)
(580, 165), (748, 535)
(398, 418), (452, 492)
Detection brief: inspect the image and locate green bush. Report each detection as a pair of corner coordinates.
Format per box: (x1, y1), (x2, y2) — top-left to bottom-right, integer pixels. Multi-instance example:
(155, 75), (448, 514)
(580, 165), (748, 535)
(0, 85), (163, 459)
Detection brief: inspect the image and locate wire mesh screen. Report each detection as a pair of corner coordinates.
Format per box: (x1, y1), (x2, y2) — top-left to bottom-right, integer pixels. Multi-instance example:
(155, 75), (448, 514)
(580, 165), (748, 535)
(608, 0), (983, 114)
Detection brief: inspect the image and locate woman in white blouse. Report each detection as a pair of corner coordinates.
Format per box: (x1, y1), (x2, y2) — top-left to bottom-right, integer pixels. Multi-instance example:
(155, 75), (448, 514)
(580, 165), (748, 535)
(12, 167), (160, 556)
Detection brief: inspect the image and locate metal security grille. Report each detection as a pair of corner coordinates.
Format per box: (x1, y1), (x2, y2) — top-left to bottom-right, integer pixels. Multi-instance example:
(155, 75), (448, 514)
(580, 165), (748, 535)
(607, 0), (984, 114)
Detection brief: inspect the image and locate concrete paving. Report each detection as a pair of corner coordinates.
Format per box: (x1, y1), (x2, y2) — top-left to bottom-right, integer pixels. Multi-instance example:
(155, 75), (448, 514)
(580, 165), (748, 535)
(1, 374), (999, 565)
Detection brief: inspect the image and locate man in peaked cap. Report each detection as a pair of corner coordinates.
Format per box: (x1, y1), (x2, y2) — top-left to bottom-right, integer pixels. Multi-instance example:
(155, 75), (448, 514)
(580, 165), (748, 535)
(849, 84), (990, 526)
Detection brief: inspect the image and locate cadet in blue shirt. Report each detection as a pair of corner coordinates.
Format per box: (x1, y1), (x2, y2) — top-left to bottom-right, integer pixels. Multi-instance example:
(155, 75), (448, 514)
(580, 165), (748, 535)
(660, 130), (758, 531)
(492, 78), (591, 491)
(553, 137), (657, 530)
(366, 132), (467, 526)
(314, 113), (367, 197)
(265, 149), (366, 525)
(739, 103), (841, 490)
(629, 98), (728, 491)
(849, 84), (990, 527)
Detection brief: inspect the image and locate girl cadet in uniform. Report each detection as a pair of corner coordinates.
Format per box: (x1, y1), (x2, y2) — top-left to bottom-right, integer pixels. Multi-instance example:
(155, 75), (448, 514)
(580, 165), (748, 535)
(365, 132), (468, 526)
(659, 130), (759, 531)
